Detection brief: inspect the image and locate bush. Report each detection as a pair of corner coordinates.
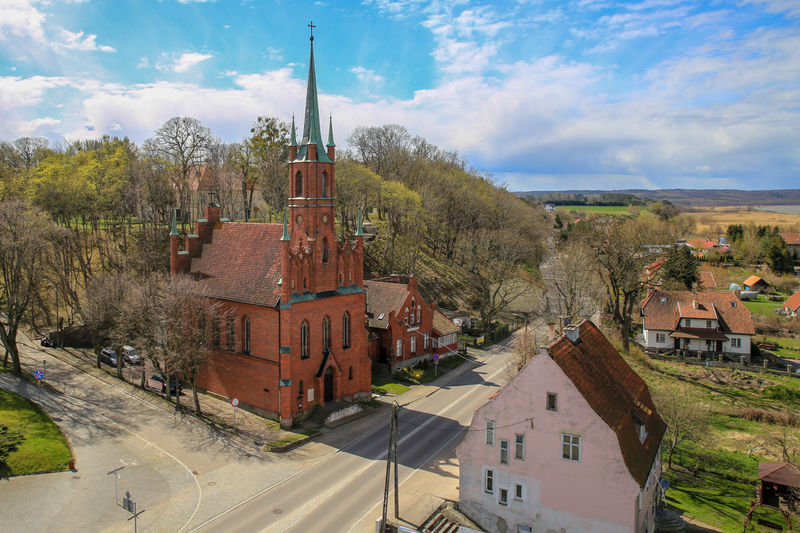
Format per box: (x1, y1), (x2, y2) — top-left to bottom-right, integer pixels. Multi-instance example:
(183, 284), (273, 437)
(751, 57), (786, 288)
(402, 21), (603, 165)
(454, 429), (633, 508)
(724, 407), (800, 427)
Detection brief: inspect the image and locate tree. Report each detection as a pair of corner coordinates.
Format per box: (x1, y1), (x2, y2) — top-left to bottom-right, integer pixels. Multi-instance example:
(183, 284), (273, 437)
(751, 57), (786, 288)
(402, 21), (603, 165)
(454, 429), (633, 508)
(250, 116), (290, 220)
(0, 201), (61, 375)
(164, 276), (217, 414)
(335, 158), (381, 236)
(762, 234), (792, 274)
(650, 200), (679, 221)
(145, 117), (212, 227)
(662, 245), (699, 290)
(653, 384), (708, 470)
(541, 241), (605, 325)
(505, 330), (540, 380)
(735, 225), (763, 267)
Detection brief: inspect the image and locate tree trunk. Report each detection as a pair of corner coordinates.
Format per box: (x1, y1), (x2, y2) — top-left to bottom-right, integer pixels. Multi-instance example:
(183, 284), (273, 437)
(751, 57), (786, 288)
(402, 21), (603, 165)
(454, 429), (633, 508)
(191, 374), (201, 415)
(0, 324), (22, 376)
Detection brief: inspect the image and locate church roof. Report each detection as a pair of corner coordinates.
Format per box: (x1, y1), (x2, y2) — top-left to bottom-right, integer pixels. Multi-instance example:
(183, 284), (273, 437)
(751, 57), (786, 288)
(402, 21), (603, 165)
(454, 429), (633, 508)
(189, 223), (283, 307)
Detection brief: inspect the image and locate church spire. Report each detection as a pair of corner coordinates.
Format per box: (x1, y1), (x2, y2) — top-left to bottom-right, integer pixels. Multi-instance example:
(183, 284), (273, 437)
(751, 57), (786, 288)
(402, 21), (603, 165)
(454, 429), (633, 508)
(296, 21), (331, 163)
(281, 207), (290, 241)
(327, 114), (335, 147)
(169, 208), (178, 236)
(290, 114), (297, 147)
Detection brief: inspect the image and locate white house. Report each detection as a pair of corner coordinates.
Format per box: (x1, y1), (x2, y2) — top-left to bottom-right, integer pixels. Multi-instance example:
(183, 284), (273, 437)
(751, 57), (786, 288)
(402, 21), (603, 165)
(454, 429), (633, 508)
(641, 289), (755, 358)
(457, 321), (666, 533)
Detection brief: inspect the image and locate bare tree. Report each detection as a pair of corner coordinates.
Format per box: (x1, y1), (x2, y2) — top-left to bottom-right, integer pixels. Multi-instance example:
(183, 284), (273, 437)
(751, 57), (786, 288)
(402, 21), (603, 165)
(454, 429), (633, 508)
(653, 384), (708, 470)
(145, 117), (212, 228)
(164, 276), (217, 414)
(505, 330), (541, 380)
(541, 241), (605, 326)
(250, 116), (289, 221)
(0, 200), (61, 375)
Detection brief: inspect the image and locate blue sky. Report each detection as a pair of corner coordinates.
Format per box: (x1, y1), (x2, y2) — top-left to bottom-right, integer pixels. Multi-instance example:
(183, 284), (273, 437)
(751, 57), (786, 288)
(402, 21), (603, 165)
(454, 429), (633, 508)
(1, 0), (799, 191)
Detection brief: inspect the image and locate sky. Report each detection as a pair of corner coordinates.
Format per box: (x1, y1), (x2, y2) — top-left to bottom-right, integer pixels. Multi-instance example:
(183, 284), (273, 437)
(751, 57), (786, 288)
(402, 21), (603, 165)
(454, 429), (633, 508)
(1, 0), (799, 191)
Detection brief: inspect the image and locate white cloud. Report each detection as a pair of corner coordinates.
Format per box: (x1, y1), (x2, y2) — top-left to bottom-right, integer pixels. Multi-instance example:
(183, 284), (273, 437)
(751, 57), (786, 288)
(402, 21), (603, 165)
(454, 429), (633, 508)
(350, 66), (384, 85)
(137, 56), (150, 69)
(171, 52), (214, 73)
(0, 0), (46, 43)
(55, 29), (116, 53)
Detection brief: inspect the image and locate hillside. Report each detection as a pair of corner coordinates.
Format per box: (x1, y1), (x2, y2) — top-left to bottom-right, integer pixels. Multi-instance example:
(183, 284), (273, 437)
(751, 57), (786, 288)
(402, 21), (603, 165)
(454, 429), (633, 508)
(518, 189), (800, 208)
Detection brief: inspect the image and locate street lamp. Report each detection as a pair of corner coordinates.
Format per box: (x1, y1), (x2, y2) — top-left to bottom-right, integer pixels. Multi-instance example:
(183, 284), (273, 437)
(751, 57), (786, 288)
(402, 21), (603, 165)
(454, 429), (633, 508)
(107, 466), (125, 506)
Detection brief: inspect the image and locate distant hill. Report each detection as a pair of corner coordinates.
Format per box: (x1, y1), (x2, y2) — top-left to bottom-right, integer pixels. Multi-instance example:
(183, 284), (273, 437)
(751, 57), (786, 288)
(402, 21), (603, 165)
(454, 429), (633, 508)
(517, 189), (800, 208)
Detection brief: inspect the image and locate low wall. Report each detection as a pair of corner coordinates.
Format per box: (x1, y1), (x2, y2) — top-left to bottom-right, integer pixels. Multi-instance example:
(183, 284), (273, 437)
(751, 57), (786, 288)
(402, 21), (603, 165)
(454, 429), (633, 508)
(647, 351), (799, 378)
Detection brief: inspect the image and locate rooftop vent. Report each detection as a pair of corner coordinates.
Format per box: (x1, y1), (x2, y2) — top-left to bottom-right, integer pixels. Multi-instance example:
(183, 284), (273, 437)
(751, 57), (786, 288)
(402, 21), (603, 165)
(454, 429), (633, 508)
(660, 297), (667, 304)
(731, 301), (737, 308)
(377, 313), (385, 320)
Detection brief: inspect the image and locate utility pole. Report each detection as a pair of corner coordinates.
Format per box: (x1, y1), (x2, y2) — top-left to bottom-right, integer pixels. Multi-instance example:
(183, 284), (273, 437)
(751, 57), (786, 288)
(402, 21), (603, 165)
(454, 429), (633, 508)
(107, 466), (125, 506)
(381, 402), (399, 532)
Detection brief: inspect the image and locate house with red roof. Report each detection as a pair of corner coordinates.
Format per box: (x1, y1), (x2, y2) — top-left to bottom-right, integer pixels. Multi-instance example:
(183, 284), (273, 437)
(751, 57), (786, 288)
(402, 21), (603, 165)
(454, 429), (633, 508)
(780, 232), (800, 259)
(364, 275), (458, 371)
(784, 289), (800, 317)
(641, 289), (755, 359)
(169, 35), (370, 427)
(457, 321), (666, 533)
(743, 275), (769, 292)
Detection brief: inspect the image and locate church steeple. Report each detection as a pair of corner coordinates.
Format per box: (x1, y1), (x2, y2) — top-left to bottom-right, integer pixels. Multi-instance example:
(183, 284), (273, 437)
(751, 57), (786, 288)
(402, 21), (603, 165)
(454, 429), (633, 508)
(296, 22), (331, 163)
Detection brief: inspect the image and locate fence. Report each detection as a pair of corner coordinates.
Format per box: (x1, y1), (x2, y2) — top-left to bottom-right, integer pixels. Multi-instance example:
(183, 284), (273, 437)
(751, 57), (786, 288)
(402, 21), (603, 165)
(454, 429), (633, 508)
(646, 350), (799, 378)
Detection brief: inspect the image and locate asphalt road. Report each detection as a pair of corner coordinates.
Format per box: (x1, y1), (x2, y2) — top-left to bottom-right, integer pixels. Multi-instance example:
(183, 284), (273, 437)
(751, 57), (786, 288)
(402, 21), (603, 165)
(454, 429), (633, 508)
(193, 341), (513, 533)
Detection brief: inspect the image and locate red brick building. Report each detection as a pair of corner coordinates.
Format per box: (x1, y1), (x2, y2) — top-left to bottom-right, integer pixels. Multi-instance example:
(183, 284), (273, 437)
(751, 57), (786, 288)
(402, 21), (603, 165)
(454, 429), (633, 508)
(170, 34), (370, 427)
(365, 275), (459, 371)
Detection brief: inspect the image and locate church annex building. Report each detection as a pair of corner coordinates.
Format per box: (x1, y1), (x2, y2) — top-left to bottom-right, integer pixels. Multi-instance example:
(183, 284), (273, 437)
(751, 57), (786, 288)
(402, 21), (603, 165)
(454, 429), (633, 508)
(169, 33), (371, 427)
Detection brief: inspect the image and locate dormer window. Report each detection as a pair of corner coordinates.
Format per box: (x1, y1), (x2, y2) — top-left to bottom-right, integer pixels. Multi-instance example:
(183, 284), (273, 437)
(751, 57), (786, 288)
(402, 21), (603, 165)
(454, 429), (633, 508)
(633, 414), (647, 443)
(731, 300), (737, 308)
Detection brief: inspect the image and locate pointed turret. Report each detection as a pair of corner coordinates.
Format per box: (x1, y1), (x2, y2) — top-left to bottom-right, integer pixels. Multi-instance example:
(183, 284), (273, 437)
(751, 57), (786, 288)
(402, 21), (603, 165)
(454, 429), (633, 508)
(281, 207), (290, 241)
(295, 29), (331, 163)
(289, 115), (298, 160)
(355, 208), (364, 237)
(169, 208), (179, 236)
(327, 114), (335, 160)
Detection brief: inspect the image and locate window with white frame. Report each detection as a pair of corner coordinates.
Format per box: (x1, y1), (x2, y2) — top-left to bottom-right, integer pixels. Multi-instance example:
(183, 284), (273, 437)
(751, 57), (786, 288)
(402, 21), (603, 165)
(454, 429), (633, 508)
(562, 433), (581, 461)
(396, 339), (403, 358)
(514, 483), (523, 500)
(484, 468), (494, 493)
(416, 305), (421, 324)
(499, 488), (508, 506)
(656, 333), (666, 343)
(424, 333), (429, 349)
(410, 335), (416, 354)
(500, 439), (509, 464)
(731, 338), (741, 348)
(514, 434), (524, 460)
(486, 420), (495, 446)
(706, 320), (712, 328)
(685, 318), (692, 327)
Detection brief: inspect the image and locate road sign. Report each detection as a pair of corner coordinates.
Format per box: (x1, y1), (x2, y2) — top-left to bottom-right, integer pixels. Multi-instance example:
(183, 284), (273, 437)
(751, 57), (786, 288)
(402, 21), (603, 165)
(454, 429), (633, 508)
(34, 370), (44, 380)
(231, 398), (239, 407)
(432, 353), (439, 362)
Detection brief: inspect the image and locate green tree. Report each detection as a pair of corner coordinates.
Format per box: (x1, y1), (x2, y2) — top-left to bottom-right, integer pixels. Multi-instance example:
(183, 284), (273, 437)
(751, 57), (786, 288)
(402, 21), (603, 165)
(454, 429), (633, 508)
(650, 200), (679, 221)
(249, 116), (290, 220)
(762, 234), (793, 274)
(335, 158), (381, 236)
(663, 245), (699, 289)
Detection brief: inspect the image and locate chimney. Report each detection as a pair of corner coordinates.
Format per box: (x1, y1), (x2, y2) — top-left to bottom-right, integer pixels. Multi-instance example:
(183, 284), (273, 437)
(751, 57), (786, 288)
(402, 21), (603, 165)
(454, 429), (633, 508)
(564, 324), (580, 344)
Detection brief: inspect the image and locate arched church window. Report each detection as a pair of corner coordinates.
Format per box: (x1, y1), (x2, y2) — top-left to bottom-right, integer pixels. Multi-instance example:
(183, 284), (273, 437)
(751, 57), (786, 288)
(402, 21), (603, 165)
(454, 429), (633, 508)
(228, 313), (235, 350)
(417, 305), (422, 324)
(321, 171), (328, 197)
(342, 312), (351, 349)
(322, 316), (330, 351)
(295, 171), (303, 197)
(348, 366), (353, 380)
(301, 321), (309, 359)
(298, 380), (304, 397)
(322, 237), (329, 263)
(243, 316), (251, 354)
(212, 313), (220, 346)
(198, 311), (206, 344)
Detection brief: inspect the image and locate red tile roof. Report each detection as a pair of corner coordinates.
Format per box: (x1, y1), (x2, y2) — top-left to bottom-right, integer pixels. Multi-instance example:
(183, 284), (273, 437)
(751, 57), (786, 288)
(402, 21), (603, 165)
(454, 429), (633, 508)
(546, 321), (666, 488)
(780, 232), (800, 246)
(785, 290), (800, 313)
(189, 222), (283, 306)
(744, 275), (766, 288)
(641, 289), (755, 335)
(364, 280), (410, 329)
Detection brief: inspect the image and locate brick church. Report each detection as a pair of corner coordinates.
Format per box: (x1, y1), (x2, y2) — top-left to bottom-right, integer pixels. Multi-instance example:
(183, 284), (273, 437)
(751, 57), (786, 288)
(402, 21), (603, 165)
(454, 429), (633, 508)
(169, 32), (371, 427)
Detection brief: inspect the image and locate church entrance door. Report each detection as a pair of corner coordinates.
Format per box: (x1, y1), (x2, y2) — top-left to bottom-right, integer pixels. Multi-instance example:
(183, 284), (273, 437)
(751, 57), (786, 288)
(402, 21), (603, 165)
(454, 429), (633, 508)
(324, 367), (334, 403)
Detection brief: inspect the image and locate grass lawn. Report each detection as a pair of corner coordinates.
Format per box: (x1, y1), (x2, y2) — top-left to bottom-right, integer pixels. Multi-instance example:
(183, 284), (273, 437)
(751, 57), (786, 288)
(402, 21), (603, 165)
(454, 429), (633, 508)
(742, 297), (783, 316)
(616, 341), (800, 531)
(0, 388), (71, 476)
(266, 428), (319, 451)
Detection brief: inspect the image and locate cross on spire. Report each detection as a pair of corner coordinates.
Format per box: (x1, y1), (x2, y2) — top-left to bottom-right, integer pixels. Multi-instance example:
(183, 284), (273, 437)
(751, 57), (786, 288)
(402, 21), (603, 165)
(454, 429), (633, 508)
(308, 21), (315, 41)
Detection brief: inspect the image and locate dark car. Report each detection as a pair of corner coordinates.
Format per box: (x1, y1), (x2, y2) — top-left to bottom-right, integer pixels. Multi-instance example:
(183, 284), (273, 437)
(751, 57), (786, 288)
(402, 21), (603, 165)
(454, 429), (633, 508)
(145, 374), (182, 395)
(99, 348), (120, 367)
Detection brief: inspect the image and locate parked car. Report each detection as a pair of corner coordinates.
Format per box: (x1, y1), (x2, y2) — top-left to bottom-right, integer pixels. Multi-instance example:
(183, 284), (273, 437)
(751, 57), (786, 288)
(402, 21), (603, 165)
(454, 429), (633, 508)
(99, 348), (120, 367)
(145, 374), (182, 395)
(121, 345), (141, 365)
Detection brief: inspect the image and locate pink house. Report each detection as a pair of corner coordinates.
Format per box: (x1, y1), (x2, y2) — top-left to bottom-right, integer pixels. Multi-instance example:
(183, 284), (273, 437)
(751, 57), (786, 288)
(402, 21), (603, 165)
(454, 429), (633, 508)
(457, 320), (666, 533)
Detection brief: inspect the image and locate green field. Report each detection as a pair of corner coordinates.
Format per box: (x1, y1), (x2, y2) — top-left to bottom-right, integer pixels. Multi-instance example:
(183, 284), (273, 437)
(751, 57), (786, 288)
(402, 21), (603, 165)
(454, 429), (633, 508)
(0, 388), (72, 476)
(555, 204), (635, 215)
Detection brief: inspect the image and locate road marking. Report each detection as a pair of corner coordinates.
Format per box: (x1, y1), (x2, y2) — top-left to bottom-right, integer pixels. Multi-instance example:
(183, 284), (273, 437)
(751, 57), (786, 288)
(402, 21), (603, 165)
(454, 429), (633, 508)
(273, 362), (508, 533)
(349, 362), (507, 532)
